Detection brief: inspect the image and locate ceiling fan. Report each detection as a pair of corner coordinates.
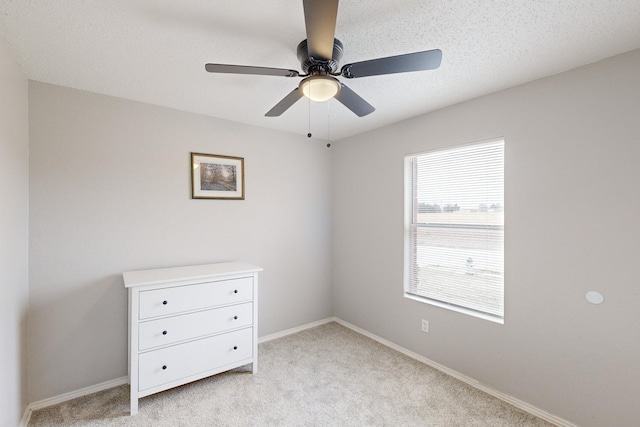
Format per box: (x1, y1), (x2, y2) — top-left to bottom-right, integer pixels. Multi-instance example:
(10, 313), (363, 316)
(205, 0), (442, 117)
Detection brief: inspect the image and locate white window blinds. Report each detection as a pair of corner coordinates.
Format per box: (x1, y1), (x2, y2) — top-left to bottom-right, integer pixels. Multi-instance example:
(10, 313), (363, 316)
(404, 140), (504, 321)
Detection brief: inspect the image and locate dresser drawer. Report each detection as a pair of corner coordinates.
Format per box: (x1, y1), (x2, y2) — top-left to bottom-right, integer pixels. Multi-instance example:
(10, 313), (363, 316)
(138, 302), (253, 351)
(138, 327), (253, 391)
(139, 277), (253, 319)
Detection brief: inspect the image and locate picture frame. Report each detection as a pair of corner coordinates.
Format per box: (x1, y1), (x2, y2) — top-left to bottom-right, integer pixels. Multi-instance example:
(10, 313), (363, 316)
(191, 152), (244, 200)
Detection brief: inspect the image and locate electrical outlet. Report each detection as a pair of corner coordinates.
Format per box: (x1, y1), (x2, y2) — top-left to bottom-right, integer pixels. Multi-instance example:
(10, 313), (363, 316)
(421, 319), (429, 333)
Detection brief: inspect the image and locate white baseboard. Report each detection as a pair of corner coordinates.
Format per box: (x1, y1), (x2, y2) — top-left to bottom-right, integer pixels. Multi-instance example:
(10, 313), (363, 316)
(19, 407), (31, 427)
(21, 318), (575, 427)
(20, 376), (128, 426)
(258, 316), (337, 343)
(333, 318), (576, 427)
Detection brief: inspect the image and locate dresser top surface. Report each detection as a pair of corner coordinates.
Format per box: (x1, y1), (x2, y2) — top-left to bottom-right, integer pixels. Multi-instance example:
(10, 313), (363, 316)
(123, 262), (262, 288)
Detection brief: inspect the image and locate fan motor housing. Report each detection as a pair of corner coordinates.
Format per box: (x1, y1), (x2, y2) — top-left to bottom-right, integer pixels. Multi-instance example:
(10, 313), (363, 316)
(297, 39), (344, 74)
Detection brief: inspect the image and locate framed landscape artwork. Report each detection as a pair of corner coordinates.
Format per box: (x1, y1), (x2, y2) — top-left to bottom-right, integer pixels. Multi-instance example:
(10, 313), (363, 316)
(191, 153), (244, 200)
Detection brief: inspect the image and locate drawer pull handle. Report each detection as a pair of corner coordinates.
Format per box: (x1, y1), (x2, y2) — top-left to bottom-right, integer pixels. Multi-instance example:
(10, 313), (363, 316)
(233, 316), (238, 320)
(162, 330), (168, 335)
(162, 300), (168, 305)
(234, 290), (238, 294)
(162, 365), (167, 370)
(233, 346), (238, 350)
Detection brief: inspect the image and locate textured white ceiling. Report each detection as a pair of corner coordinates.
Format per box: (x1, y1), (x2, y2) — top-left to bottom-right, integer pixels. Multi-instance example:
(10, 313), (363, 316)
(1, 0), (640, 141)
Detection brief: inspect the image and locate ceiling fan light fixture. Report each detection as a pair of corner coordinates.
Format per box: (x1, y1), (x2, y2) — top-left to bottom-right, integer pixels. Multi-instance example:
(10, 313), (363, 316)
(206, 1), (441, 117)
(300, 75), (340, 102)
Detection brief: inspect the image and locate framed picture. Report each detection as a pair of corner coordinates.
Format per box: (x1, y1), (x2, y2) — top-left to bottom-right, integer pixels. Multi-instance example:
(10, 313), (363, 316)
(191, 152), (244, 200)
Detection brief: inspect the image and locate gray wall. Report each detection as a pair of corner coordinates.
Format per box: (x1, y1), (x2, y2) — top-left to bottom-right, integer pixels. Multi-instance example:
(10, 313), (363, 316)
(0, 37), (29, 426)
(333, 49), (640, 427)
(17, 43), (640, 426)
(28, 82), (333, 403)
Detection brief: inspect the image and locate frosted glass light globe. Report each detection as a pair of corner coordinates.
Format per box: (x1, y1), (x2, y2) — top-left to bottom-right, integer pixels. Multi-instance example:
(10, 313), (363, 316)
(300, 76), (340, 102)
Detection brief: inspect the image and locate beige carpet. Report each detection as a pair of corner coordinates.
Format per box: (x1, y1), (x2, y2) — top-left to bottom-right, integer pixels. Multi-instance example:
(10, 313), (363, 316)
(29, 322), (555, 426)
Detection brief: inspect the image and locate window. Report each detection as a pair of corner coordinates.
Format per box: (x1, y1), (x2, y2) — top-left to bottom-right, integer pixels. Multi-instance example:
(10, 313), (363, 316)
(404, 140), (504, 322)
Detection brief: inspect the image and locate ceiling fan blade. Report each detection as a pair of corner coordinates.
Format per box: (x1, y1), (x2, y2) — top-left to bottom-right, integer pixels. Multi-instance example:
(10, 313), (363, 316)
(303, 0), (339, 61)
(340, 49), (442, 79)
(334, 84), (375, 117)
(265, 88), (304, 117)
(205, 63), (299, 78)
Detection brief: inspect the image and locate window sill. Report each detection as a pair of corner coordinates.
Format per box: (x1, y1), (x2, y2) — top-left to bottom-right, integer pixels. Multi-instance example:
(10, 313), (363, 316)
(404, 293), (504, 324)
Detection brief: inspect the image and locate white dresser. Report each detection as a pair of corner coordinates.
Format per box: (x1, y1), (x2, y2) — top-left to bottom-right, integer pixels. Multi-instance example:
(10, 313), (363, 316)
(123, 262), (262, 415)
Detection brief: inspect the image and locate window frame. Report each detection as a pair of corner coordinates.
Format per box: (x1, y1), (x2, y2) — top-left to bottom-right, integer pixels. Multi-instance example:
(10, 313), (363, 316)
(403, 139), (505, 324)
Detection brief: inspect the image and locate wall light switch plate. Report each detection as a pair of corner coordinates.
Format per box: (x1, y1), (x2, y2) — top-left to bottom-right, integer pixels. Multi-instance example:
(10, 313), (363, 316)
(421, 319), (429, 333)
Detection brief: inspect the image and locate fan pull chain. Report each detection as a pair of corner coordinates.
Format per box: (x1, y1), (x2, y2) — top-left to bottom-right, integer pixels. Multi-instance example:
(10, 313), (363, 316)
(307, 87), (312, 138)
(326, 99), (331, 144)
